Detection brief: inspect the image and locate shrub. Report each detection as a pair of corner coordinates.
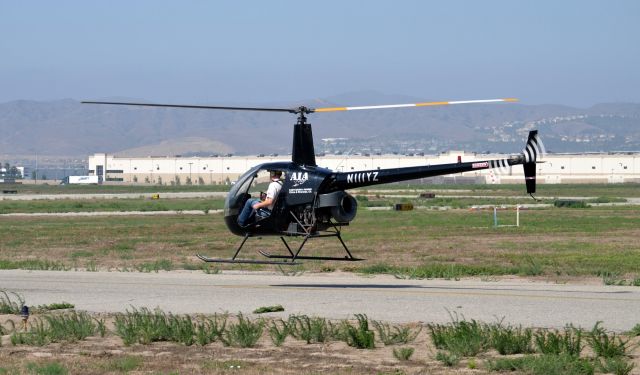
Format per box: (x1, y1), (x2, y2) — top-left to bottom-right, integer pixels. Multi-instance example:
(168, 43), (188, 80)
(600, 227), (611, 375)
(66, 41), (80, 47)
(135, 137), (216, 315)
(486, 354), (594, 375)
(25, 362), (68, 375)
(490, 324), (533, 355)
(435, 351), (459, 367)
(253, 305), (284, 314)
(535, 326), (583, 356)
(393, 347), (414, 361)
(372, 321), (421, 345)
(221, 314), (264, 348)
(44, 311), (96, 342)
(95, 317), (107, 338)
(0, 290), (24, 314)
(105, 356), (142, 373)
(554, 199), (589, 208)
(268, 319), (289, 346)
(597, 357), (635, 375)
(428, 319), (490, 357)
(588, 322), (628, 358)
(288, 315), (337, 344)
(628, 323), (640, 337)
(342, 314), (375, 349)
(167, 314), (195, 346)
(195, 314), (227, 346)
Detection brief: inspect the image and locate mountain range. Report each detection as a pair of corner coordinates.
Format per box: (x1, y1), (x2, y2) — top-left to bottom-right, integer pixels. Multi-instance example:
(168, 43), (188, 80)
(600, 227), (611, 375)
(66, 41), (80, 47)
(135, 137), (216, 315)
(1, 91), (640, 158)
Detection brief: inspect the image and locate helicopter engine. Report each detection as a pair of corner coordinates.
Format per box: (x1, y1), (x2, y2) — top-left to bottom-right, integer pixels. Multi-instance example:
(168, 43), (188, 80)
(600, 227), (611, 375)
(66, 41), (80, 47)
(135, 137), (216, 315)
(317, 191), (358, 223)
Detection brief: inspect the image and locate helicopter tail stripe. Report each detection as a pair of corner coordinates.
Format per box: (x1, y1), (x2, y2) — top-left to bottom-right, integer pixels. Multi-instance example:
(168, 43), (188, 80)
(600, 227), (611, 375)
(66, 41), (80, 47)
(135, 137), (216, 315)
(313, 98), (518, 112)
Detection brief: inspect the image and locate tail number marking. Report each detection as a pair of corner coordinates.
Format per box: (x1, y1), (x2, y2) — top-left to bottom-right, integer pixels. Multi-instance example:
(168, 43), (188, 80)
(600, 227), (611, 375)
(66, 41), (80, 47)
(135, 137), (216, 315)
(346, 171), (379, 184)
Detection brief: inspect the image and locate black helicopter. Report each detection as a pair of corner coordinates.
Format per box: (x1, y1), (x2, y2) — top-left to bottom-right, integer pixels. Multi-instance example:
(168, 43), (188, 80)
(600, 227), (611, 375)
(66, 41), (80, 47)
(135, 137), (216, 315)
(83, 98), (543, 265)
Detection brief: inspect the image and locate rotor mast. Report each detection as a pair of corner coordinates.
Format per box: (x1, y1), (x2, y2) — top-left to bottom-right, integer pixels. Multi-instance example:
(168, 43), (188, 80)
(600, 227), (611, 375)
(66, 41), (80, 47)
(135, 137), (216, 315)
(291, 106), (317, 167)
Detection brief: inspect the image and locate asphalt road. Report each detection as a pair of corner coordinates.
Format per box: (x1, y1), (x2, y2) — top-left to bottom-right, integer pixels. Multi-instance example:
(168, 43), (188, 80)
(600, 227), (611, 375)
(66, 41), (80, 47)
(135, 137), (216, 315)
(2, 270), (639, 331)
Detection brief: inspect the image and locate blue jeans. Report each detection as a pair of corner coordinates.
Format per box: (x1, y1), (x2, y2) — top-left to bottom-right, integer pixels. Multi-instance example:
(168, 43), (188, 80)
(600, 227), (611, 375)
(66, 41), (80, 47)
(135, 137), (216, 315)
(237, 198), (260, 227)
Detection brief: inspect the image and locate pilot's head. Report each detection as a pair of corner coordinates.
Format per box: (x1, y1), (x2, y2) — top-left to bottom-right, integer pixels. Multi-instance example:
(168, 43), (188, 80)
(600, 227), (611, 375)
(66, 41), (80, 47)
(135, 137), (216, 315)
(270, 170), (283, 179)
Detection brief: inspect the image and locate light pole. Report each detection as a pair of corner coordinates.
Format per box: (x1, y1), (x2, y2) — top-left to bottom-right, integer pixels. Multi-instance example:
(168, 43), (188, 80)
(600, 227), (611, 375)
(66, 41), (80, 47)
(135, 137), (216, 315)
(188, 162), (193, 184)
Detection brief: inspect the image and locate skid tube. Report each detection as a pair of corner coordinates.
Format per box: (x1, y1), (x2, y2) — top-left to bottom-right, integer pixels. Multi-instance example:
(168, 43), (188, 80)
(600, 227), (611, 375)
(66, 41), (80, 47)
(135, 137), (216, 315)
(196, 223), (364, 265)
(196, 233), (301, 265)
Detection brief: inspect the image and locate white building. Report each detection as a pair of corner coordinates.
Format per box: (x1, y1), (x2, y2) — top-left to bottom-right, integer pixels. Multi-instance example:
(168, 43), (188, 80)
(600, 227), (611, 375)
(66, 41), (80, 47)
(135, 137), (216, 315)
(88, 152), (640, 185)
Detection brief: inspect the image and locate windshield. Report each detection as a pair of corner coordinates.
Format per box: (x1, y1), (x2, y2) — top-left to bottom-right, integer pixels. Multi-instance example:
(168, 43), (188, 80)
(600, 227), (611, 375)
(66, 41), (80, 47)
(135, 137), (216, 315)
(225, 165), (261, 216)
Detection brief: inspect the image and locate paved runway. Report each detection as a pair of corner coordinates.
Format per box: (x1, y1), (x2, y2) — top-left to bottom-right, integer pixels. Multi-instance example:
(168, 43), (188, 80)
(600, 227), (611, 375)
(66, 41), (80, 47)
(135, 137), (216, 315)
(2, 270), (639, 331)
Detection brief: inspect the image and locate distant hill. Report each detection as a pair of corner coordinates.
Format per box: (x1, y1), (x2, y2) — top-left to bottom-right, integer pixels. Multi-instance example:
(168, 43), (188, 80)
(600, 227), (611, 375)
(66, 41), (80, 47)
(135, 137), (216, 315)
(1, 92), (639, 157)
(116, 137), (233, 157)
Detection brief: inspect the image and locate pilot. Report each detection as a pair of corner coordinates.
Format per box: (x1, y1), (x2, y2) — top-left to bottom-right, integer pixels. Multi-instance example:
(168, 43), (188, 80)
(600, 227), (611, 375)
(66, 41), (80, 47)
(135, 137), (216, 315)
(237, 170), (283, 227)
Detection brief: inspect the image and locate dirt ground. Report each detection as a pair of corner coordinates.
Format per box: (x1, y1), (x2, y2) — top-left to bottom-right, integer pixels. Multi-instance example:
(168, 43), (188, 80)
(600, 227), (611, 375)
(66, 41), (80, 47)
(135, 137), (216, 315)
(2, 313), (640, 375)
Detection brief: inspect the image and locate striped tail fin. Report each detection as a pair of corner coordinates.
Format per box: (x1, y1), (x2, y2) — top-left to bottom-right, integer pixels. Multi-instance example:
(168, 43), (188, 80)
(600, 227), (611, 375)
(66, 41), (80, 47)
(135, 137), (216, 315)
(522, 130), (545, 194)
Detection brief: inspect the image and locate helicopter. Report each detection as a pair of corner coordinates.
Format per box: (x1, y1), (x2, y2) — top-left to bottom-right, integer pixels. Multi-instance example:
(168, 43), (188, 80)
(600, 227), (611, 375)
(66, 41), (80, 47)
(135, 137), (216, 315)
(83, 98), (543, 265)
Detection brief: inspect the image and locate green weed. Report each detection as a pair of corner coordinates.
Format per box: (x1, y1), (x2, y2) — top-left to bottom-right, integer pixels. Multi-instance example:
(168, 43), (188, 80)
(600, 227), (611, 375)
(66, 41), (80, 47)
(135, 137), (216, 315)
(392, 347), (414, 361)
(520, 255), (544, 276)
(113, 307), (170, 345)
(588, 321), (628, 358)
(342, 314), (375, 349)
(268, 319), (290, 346)
(86, 260), (98, 272)
(0, 290), (24, 314)
(134, 259), (173, 272)
(597, 357), (635, 375)
(95, 317), (107, 337)
(490, 324), (534, 355)
(534, 325), (583, 356)
(435, 351), (460, 367)
(486, 354), (594, 375)
(113, 307), (202, 346)
(25, 362), (68, 375)
(34, 302), (75, 312)
(428, 318), (490, 357)
(372, 320), (421, 345)
(554, 200), (589, 208)
(12, 318), (49, 346)
(195, 314), (227, 346)
(44, 311), (96, 342)
(104, 356), (142, 373)
(253, 305), (284, 314)
(288, 315), (338, 344)
(0, 260), (69, 271)
(168, 314), (195, 346)
(221, 313), (264, 348)
(629, 323), (640, 336)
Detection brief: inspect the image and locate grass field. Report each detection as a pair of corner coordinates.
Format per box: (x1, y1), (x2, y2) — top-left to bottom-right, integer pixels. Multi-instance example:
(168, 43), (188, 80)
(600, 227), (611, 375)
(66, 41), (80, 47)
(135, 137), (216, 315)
(4, 182), (640, 197)
(0, 197), (225, 214)
(2, 183), (640, 374)
(2, 189), (640, 281)
(0, 183), (230, 195)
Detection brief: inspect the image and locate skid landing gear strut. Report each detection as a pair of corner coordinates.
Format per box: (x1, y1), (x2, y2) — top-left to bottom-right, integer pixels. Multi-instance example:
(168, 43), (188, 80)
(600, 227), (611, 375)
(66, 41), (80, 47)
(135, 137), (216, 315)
(196, 225), (364, 265)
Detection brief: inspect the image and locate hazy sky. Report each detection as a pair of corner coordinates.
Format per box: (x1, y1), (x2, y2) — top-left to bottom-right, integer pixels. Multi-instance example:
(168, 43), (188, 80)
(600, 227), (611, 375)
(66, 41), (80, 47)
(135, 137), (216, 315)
(1, 1), (639, 107)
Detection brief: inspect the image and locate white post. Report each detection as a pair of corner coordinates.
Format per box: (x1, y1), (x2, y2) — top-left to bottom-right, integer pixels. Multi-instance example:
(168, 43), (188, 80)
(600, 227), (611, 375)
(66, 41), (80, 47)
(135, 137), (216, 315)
(516, 205), (520, 227)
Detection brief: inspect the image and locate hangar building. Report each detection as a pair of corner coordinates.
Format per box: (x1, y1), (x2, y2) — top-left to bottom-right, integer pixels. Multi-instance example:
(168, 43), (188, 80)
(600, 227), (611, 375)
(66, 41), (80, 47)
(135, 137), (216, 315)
(88, 152), (640, 185)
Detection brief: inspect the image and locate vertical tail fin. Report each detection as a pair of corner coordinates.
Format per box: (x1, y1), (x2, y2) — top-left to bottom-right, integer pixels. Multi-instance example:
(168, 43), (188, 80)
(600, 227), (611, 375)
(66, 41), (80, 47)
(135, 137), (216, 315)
(522, 130), (544, 195)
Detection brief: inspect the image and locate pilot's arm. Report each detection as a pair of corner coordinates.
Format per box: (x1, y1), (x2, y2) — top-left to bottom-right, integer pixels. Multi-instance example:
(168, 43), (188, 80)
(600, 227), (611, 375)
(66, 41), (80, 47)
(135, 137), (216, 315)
(252, 198), (273, 210)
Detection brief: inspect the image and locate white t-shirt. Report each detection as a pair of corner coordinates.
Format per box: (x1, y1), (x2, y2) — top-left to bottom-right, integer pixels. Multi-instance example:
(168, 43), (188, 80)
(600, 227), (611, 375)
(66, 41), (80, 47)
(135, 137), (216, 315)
(265, 179), (282, 210)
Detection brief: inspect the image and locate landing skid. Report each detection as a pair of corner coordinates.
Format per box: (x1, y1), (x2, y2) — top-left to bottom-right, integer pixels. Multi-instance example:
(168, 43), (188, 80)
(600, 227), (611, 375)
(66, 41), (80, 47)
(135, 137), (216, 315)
(258, 250), (363, 262)
(196, 253), (299, 265)
(196, 222), (364, 266)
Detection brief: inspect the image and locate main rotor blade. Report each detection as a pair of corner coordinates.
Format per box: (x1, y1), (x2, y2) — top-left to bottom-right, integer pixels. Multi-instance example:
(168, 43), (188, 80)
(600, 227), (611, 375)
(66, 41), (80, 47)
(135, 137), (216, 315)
(313, 98), (518, 112)
(81, 101), (299, 113)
